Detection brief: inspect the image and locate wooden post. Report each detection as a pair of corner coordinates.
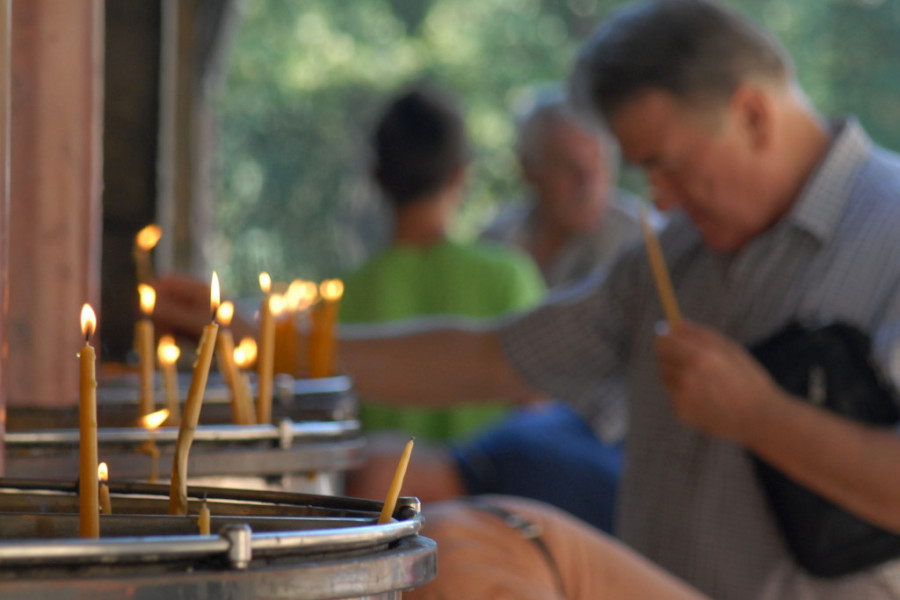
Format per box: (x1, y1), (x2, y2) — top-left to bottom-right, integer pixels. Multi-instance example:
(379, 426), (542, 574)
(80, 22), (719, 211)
(0, 0), (11, 471)
(8, 0), (104, 408)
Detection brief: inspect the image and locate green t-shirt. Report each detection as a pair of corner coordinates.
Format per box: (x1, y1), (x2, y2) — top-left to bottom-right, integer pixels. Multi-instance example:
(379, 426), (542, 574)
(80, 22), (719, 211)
(341, 239), (545, 440)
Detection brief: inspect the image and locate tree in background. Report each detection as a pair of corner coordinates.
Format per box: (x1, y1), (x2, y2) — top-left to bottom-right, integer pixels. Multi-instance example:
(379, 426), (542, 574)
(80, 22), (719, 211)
(214, 0), (900, 295)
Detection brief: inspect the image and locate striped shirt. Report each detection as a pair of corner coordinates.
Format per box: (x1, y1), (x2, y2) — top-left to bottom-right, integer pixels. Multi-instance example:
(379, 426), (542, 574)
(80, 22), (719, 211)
(499, 118), (900, 599)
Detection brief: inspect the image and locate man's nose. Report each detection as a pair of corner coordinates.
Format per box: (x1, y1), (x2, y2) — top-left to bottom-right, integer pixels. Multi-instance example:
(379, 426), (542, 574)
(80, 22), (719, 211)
(647, 170), (680, 211)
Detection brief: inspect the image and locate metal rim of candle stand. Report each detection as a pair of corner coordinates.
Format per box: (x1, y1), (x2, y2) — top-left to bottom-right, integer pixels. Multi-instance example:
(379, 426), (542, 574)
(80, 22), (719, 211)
(0, 478), (419, 516)
(0, 478), (428, 570)
(4, 418), (359, 446)
(96, 374), (354, 406)
(0, 516), (424, 567)
(4, 419), (368, 483)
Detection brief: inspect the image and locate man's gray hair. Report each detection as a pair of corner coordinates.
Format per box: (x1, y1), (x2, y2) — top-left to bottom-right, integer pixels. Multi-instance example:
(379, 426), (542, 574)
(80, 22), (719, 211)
(571, 0), (793, 122)
(513, 85), (621, 176)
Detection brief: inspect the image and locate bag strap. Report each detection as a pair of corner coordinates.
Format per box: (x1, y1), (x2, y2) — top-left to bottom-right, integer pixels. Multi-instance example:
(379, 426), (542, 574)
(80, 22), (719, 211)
(464, 497), (568, 598)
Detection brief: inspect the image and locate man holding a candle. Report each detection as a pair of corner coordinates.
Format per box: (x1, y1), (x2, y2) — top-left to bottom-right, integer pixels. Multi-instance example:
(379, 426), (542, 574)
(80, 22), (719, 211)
(339, 1), (900, 598)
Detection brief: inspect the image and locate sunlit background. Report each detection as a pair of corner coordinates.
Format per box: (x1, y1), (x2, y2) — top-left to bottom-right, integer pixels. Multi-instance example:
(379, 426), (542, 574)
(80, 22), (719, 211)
(211, 0), (900, 295)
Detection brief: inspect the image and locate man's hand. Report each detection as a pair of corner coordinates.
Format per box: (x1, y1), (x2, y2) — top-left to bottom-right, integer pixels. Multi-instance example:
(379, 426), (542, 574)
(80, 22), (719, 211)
(152, 274), (216, 341)
(654, 320), (787, 444)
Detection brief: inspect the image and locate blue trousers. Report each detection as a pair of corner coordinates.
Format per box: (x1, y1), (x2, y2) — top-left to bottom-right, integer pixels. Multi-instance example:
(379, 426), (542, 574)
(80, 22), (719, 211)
(450, 401), (622, 533)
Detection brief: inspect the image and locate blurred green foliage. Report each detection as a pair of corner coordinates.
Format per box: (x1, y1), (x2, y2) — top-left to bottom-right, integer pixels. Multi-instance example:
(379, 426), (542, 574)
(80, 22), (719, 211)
(214, 0), (900, 295)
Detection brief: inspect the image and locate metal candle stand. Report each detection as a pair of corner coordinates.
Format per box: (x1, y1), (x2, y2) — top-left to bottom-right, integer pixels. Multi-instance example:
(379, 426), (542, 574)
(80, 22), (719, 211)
(5, 375), (366, 494)
(0, 479), (436, 599)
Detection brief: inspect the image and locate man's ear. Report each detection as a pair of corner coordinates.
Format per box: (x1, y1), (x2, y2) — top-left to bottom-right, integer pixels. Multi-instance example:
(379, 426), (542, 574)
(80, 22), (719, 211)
(730, 83), (773, 152)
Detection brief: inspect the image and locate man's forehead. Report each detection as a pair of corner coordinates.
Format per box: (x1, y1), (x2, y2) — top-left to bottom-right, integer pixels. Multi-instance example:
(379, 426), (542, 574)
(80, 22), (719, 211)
(610, 90), (692, 163)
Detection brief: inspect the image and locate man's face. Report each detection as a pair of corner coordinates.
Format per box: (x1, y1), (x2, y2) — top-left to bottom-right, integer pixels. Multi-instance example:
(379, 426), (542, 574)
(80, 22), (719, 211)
(525, 119), (612, 236)
(611, 89), (770, 252)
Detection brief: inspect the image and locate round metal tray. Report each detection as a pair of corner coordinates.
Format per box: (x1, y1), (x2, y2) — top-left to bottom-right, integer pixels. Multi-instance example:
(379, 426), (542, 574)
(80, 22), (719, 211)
(0, 479), (436, 600)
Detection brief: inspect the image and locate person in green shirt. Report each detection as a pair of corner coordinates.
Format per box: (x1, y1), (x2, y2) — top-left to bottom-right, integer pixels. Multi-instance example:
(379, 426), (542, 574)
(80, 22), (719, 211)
(340, 83), (545, 444)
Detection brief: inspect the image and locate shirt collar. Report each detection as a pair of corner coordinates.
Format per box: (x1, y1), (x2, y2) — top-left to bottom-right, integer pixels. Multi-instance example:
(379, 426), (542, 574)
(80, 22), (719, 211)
(787, 116), (873, 243)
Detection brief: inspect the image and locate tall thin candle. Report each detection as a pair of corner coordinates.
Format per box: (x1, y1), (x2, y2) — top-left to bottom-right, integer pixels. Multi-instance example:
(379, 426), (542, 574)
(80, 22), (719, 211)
(309, 279), (343, 378)
(233, 339), (258, 424)
(640, 207), (682, 327)
(216, 301), (255, 425)
(79, 304), (100, 538)
(133, 224), (162, 286)
(157, 336), (181, 425)
(256, 273), (275, 424)
(136, 284), (156, 417)
(169, 272), (220, 515)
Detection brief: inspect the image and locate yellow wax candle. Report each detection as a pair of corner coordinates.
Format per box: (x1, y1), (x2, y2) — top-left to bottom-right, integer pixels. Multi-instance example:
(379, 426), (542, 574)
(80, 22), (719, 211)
(256, 273), (275, 424)
(198, 501), (211, 535)
(133, 223), (162, 286)
(136, 284), (157, 418)
(169, 272), (220, 516)
(157, 336), (181, 425)
(79, 304), (100, 538)
(273, 294), (294, 376)
(289, 280), (317, 377)
(140, 408), (169, 483)
(233, 339), (258, 425)
(98, 462), (112, 515)
(378, 437), (415, 524)
(640, 207), (682, 327)
(309, 279), (343, 378)
(215, 302), (254, 425)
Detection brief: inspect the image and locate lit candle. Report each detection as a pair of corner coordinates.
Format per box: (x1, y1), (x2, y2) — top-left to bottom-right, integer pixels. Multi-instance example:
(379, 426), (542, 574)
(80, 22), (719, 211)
(133, 224), (162, 286)
(639, 207), (682, 327)
(79, 304), (100, 538)
(256, 273), (275, 424)
(216, 301), (255, 425)
(378, 438), (415, 524)
(139, 408), (169, 483)
(275, 280), (316, 377)
(169, 272), (220, 516)
(308, 279), (343, 378)
(233, 338), (258, 423)
(198, 499), (211, 535)
(157, 335), (181, 425)
(135, 284), (157, 418)
(272, 293), (292, 376)
(98, 462), (112, 515)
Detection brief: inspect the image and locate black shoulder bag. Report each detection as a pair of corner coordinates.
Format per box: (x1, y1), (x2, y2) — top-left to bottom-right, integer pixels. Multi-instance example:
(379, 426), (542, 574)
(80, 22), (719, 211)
(749, 321), (900, 577)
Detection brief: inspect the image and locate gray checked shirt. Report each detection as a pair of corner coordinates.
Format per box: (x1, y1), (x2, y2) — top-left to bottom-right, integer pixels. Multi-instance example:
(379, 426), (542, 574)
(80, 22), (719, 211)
(499, 118), (900, 599)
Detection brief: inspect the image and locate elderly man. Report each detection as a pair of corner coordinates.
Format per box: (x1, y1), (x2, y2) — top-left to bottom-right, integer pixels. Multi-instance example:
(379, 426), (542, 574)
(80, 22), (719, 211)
(339, 1), (900, 598)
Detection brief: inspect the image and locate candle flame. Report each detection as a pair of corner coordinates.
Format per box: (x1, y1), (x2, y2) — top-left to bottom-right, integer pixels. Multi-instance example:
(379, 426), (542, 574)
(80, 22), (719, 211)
(210, 271), (220, 319)
(216, 301), (234, 327)
(237, 337), (257, 367)
(140, 408), (170, 429)
(98, 462), (109, 482)
(269, 293), (286, 316)
(80, 303), (96, 340)
(259, 272), (271, 294)
(320, 279), (344, 301)
(138, 284), (156, 315)
(134, 224), (162, 251)
(233, 346), (249, 369)
(287, 279), (317, 310)
(157, 335), (180, 364)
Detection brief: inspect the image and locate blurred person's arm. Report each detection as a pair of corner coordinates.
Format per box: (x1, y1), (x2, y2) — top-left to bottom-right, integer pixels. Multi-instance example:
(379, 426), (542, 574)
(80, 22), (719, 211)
(338, 317), (544, 407)
(152, 273), (256, 341)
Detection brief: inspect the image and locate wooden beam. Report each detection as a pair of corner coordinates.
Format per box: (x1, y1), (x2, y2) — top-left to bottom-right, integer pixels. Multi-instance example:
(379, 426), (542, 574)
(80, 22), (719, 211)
(8, 0), (104, 408)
